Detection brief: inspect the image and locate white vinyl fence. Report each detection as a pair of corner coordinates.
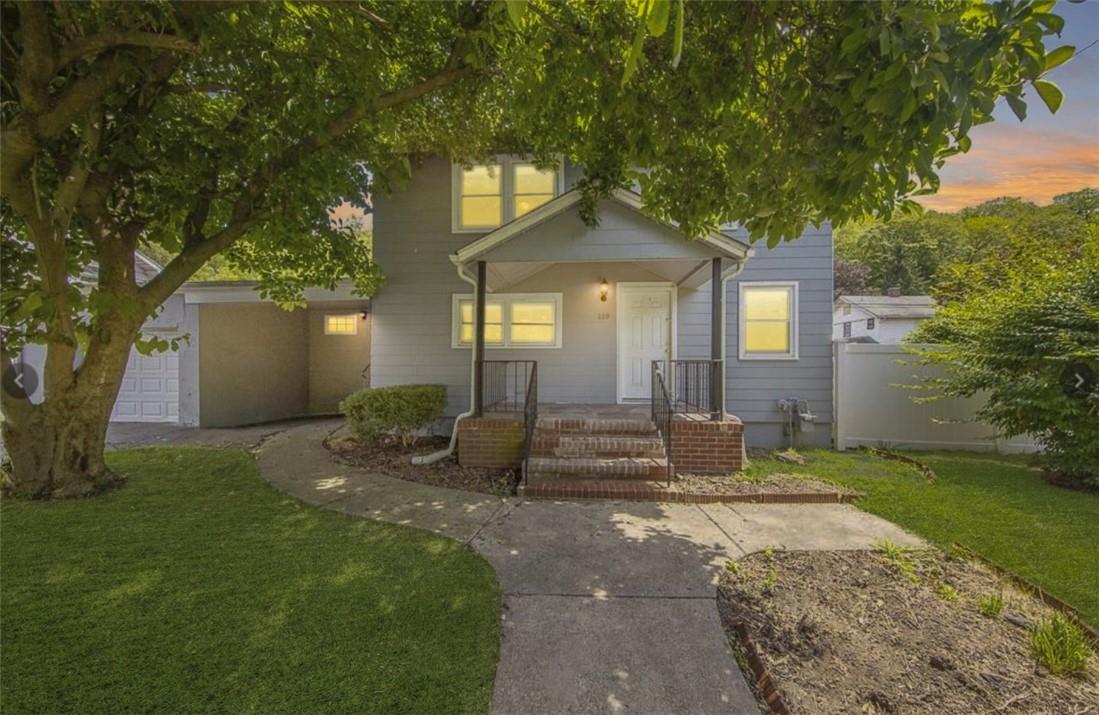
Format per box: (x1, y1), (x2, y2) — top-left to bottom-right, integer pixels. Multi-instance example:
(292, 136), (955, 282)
(833, 342), (1038, 453)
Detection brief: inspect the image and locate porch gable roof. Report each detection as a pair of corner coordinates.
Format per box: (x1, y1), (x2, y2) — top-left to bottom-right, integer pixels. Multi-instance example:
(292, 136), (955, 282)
(451, 188), (751, 268)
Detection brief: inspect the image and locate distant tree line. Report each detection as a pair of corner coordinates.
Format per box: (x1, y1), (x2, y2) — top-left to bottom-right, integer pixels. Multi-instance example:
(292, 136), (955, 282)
(834, 187), (1099, 301)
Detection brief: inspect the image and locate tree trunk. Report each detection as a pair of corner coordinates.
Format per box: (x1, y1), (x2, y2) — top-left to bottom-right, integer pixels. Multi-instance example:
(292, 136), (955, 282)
(1, 397), (121, 498)
(2, 326), (136, 499)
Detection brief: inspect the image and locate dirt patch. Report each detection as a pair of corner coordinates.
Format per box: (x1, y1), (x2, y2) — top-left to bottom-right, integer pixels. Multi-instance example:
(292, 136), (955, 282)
(676, 472), (851, 497)
(718, 549), (1098, 714)
(326, 434), (517, 496)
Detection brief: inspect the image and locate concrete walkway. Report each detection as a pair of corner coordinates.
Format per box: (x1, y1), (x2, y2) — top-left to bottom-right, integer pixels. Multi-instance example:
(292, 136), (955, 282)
(251, 420), (922, 715)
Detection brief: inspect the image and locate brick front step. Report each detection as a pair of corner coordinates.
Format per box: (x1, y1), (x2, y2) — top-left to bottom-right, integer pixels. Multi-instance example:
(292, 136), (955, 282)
(519, 478), (858, 504)
(530, 434), (666, 459)
(526, 455), (670, 481)
(536, 417), (658, 436)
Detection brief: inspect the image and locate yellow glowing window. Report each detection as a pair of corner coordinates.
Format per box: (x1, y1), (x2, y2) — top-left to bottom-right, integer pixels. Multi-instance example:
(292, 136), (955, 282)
(453, 158), (560, 231)
(512, 163), (557, 218)
(457, 300), (504, 345)
(740, 284), (797, 358)
(458, 164), (503, 230)
(325, 314), (358, 335)
(453, 293), (562, 348)
(510, 301), (556, 344)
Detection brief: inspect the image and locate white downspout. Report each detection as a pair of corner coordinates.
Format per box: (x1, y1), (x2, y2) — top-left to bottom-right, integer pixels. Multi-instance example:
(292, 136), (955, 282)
(411, 259), (479, 465)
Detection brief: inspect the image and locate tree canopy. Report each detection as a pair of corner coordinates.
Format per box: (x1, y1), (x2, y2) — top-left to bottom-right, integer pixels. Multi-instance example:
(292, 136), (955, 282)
(0, 0), (1077, 496)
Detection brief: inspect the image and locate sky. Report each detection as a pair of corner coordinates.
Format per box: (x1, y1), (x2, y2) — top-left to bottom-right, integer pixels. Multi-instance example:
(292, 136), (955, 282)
(917, 0), (1099, 212)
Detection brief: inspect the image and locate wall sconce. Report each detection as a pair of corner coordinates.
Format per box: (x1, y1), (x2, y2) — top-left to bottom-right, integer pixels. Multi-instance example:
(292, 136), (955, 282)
(599, 278), (609, 302)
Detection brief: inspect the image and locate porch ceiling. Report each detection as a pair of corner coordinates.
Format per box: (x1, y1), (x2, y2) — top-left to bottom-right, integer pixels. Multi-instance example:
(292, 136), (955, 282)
(484, 258), (733, 291)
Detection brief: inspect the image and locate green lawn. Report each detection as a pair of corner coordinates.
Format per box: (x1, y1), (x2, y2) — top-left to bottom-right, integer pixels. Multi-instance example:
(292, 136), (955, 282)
(1, 447), (501, 714)
(744, 449), (1099, 627)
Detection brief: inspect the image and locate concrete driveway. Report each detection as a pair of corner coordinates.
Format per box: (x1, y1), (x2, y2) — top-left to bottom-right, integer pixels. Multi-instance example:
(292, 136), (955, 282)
(249, 421), (922, 715)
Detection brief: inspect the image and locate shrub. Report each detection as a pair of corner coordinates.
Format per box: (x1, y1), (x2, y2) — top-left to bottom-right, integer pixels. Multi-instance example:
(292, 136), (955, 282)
(910, 235), (1099, 487)
(340, 385), (447, 446)
(936, 583), (960, 603)
(978, 592), (1005, 618)
(1028, 612), (1093, 676)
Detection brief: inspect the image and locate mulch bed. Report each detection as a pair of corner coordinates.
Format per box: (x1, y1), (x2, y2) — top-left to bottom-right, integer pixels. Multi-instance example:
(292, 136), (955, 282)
(675, 472), (852, 497)
(718, 549), (1099, 714)
(326, 434), (518, 496)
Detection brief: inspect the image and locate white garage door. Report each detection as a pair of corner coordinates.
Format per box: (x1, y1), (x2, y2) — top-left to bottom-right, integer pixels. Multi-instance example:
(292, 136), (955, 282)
(111, 348), (180, 423)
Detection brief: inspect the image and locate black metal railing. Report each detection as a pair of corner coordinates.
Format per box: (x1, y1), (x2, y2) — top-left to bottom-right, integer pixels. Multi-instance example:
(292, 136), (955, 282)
(478, 360), (537, 412)
(651, 361), (674, 486)
(657, 359), (724, 420)
(521, 363), (538, 486)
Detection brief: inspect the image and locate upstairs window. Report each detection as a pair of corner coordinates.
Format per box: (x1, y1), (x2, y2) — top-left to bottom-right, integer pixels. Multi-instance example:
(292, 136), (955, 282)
(452, 158), (561, 232)
(866, 317), (876, 330)
(739, 282), (798, 360)
(843, 322), (852, 338)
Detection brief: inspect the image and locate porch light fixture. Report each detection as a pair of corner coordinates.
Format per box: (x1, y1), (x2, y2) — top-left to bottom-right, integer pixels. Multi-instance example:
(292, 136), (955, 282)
(599, 278), (609, 302)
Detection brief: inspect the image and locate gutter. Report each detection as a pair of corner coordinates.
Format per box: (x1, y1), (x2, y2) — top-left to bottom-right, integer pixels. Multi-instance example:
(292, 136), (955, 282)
(411, 258), (479, 465)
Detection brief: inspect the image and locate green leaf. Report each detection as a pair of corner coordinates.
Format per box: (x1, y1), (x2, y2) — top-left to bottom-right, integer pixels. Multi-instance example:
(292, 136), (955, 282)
(671, 0), (684, 68)
(621, 25), (647, 88)
(1033, 79), (1063, 113)
(958, 135), (972, 152)
(1043, 45), (1075, 72)
(646, 0), (671, 38)
(1006, 93), (1027, 121)
(504, 0), (528, 29)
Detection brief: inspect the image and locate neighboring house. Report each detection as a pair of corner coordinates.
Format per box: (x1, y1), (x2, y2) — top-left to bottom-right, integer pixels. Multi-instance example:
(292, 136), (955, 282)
(833, 295), (936, 344)
(370, 155), (834, 476)
(16, 258), (370, 427)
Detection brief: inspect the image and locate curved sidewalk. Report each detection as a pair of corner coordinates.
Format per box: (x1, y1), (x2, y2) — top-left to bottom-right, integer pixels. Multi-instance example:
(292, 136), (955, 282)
(257, 420), (922, 715)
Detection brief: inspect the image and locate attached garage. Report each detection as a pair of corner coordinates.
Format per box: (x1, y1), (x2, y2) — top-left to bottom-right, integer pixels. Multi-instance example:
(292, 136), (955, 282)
(110, 349), (180, 423)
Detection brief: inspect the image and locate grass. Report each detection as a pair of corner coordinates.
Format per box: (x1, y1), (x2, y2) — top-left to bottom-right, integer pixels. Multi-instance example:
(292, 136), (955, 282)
(743, 449), (1099, 627)
(1, 447), (501, 714)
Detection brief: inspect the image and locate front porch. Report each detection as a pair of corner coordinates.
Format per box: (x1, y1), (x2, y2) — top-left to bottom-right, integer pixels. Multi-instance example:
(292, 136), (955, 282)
(451, 189), (750, 492)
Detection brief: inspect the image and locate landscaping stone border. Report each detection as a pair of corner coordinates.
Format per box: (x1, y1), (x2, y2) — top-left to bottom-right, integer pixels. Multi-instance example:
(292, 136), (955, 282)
(730, 621), (791, 715)
(951, 543), (1099, 645)
(520, 481), (862, 504)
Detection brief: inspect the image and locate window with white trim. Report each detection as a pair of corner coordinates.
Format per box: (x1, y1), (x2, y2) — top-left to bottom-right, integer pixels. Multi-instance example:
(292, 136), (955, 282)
(843, 322), (852, 338)
(739, 282), (798, 359)
(324, 314), (359, 335)
(866, 317), (876, 330)
(452, 158), (561, 232)
(452, 293), (562, 348)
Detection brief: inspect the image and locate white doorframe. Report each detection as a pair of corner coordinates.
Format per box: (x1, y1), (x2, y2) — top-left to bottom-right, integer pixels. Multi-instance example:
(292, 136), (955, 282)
(615, 282), (677, 403)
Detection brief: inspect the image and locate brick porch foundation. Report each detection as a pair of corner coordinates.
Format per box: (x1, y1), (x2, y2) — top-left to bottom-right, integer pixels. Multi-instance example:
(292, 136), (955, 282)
(458, 417), (523, 469)
(669, 415), (745, 475)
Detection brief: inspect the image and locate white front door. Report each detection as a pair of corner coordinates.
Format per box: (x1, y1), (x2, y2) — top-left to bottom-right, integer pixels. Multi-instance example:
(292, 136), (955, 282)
(617, 284), (673, 401)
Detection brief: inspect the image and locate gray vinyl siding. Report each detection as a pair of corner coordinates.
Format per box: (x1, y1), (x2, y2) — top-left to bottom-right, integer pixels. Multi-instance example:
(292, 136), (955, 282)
(676, 227), (834, 447)
(372, 156), (833, 447)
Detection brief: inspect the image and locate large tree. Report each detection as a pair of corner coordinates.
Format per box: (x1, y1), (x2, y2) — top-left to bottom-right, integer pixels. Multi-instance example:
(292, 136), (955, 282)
(0, 0), (1070, 497)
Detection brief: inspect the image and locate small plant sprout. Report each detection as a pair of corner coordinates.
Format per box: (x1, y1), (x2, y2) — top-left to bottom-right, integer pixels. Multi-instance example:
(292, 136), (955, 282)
(936, 583), (960, 603)
(875, 538), (922, 586)
(725, 560), (741, 576)
(978, 592), (1005, 618)
(1028, 612), (1093, 676)
(763, 545), (775, 560)
(762, 566), (779, 595)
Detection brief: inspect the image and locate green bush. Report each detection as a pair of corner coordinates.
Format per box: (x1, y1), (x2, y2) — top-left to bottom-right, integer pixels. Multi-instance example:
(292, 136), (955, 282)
(340, 385), (447, 445)
(910, 235), (1099, 486)
(1028, 612), (1093, 676)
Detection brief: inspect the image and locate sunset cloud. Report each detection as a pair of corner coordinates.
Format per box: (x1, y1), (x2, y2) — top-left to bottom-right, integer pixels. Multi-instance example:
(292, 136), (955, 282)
(918, 125), (1099, 211)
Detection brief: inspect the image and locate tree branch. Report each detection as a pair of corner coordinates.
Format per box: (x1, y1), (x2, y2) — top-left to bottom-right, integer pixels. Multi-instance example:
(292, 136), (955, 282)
(55, 31), (201, 73)
(139, 62), (476, 309)
(14, 2), (55, 114)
